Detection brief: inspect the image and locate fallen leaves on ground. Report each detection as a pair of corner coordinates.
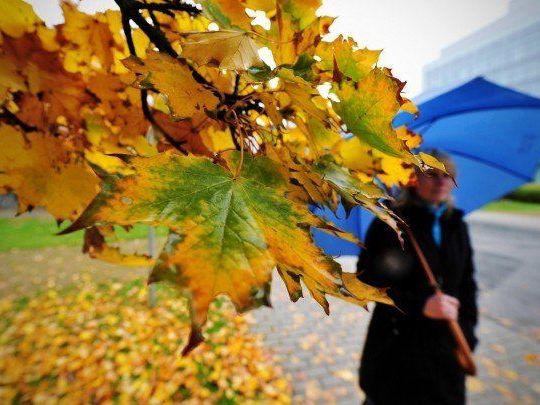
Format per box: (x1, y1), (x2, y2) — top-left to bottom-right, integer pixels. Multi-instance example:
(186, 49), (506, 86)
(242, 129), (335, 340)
(0, 278), (291, 404)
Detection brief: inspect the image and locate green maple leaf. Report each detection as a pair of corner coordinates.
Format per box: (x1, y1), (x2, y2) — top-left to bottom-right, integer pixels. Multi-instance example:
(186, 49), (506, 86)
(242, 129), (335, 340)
(62, 151), (391, 353)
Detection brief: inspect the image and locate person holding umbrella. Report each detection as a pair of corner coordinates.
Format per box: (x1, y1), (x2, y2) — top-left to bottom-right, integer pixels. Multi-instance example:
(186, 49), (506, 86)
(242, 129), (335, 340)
(357, 149), (479, 405)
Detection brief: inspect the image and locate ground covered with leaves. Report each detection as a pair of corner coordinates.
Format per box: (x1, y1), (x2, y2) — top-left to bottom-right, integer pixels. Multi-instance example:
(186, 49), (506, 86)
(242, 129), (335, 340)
(0, 276), (290, 403)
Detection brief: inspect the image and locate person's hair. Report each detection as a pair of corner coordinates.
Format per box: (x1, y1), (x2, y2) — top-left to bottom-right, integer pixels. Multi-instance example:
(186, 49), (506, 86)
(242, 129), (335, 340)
(393, 149), (457, 216)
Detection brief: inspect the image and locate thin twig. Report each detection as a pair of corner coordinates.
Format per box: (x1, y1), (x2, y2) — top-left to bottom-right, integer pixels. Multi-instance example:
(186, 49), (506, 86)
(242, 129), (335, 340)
(0, 111), (37, 133)
(140, 90), (189, 155)
(142, 0), (160, 27)
(121, 12), (136, 56)
(233, 74), (240, 96)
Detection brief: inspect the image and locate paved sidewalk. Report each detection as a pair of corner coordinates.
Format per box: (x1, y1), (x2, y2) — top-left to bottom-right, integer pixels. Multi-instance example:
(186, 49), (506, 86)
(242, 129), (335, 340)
(249, 212), (540, 404)
(467, 211), (540, 232)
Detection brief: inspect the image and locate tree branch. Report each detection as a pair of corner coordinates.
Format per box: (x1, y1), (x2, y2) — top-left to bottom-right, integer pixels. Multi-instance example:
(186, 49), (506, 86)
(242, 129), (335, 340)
(142, 0), (160, 27)
(140, 90), (189, 155)
(0, 110), (37, 133)
(118, 0), (188, 154)
(233, 74), (240, 96)
(133, 0), (201, 15)
(114, 0), (221, 101)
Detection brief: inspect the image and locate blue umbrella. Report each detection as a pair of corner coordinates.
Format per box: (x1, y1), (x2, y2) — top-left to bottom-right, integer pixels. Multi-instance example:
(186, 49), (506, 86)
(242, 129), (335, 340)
(313, 77), (540, 256)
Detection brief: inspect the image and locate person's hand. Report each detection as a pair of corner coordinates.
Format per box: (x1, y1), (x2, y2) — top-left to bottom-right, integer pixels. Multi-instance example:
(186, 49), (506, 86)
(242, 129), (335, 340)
(422, 292), (460, 320)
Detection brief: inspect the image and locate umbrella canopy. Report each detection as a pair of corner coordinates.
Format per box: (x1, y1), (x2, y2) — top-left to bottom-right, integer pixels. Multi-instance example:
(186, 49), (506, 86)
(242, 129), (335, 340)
(313, 77), (540, 256)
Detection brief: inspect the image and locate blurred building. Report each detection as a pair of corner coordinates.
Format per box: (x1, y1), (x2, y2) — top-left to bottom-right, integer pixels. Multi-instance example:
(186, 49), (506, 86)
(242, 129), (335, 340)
(423, 0), (540, 98)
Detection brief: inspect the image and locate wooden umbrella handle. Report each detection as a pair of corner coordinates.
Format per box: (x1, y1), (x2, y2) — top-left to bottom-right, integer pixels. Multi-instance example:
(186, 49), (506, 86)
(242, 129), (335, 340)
(402, 224), (477, 376)
(448, 319), (477, 375)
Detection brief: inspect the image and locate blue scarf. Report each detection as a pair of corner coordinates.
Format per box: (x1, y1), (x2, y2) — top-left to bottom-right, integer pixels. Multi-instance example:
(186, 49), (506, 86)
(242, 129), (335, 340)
(428, 202), (448, 247)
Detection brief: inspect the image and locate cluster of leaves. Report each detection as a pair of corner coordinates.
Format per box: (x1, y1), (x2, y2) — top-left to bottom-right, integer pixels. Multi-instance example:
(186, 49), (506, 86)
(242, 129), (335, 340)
(0, 0), (445, 351)
(0, 278), (291, 403)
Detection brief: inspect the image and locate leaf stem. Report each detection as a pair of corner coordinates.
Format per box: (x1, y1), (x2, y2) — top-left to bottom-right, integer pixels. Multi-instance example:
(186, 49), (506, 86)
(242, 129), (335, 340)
(231, 110), (245, 178)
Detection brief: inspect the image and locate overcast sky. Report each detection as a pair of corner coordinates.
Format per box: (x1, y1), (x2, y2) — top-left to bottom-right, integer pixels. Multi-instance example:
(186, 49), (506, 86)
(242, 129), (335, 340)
(28, 0), (509, 96)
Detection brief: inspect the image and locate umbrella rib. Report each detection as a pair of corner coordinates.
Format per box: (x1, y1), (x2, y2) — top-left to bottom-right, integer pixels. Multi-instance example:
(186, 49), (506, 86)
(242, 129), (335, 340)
(437, 148), (534, 182)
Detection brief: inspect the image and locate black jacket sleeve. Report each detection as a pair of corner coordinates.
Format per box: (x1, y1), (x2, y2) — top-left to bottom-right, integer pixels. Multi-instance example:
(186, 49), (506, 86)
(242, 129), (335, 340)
(356, 218), (433, 318)
(458, 221), (479, 351)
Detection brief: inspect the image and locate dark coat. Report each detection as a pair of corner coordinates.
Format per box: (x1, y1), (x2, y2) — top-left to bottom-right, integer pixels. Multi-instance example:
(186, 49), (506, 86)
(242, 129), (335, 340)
(356, 195), (479, 405)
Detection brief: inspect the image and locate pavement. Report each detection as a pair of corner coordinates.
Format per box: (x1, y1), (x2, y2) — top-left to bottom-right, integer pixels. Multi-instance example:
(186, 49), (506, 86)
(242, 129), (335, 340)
(248, 211), (540, 404)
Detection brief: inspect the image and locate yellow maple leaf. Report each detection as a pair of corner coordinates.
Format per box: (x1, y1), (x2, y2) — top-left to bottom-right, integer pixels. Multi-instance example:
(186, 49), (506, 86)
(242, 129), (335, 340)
(60, 3), (122, 73)
(201, 0), (254, 31)
(0, 124), (99, 219)
(333, 69), (415, 160)
(0, 0), (39, 38)
(316, 35), (381, 82)
(83, 226), (154, 267)
(419, 151), (448, 173)
(181, 30), (263, 71)
(123, 50), (219, 119)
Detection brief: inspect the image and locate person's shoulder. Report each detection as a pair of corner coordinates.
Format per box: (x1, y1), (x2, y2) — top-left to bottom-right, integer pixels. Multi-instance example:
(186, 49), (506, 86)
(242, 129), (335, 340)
(451, 207), (466, 220)
(367, 216), (389, 233)
(366, 215), (400, 238)
(447, 207), (470, 231)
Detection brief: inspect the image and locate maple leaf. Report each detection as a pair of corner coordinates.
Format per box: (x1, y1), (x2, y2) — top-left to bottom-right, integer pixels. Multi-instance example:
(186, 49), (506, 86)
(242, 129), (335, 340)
(313, 155), (404, 243)
(123, 50), (219, 119)
(181, 30), (263, 71)
(266, 2), (325, 66)
(306, 117), (341, 152)
(339, 272), (394, 307)
(338, 136), (378, 174)
(418, 151), (448, 172)
(278, 68), (328, 123)
(61, 151), (387, 352)
(280, 0), (321, 30)
(199, 124), (236, 152)
(314, 156), (386, 204)
(0, 124), (99, 220)
(25, 61), (92, 125)
(83, 226), (154, 267)
(152, 111), (213, 156)
(0, 0), (39, 38)
(316, 35), (381, 82)
(0, 32), (93, 128)
(60, 2), (121, 73)
(200, 0), (254, 31)
(332, 69), (414, 159)
(0, 57), (27, 102)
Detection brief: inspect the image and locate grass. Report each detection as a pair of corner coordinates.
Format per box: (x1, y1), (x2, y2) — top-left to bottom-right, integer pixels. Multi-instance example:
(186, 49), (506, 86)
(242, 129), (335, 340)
(504, 183), (540, 203)
(0, 216), (167, 252)
(481, 199), (540, 215)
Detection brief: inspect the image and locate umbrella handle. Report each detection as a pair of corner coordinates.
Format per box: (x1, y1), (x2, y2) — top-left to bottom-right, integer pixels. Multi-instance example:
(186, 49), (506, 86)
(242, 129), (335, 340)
(449, 319), (477, 375)
(402, 224), (477, 376)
